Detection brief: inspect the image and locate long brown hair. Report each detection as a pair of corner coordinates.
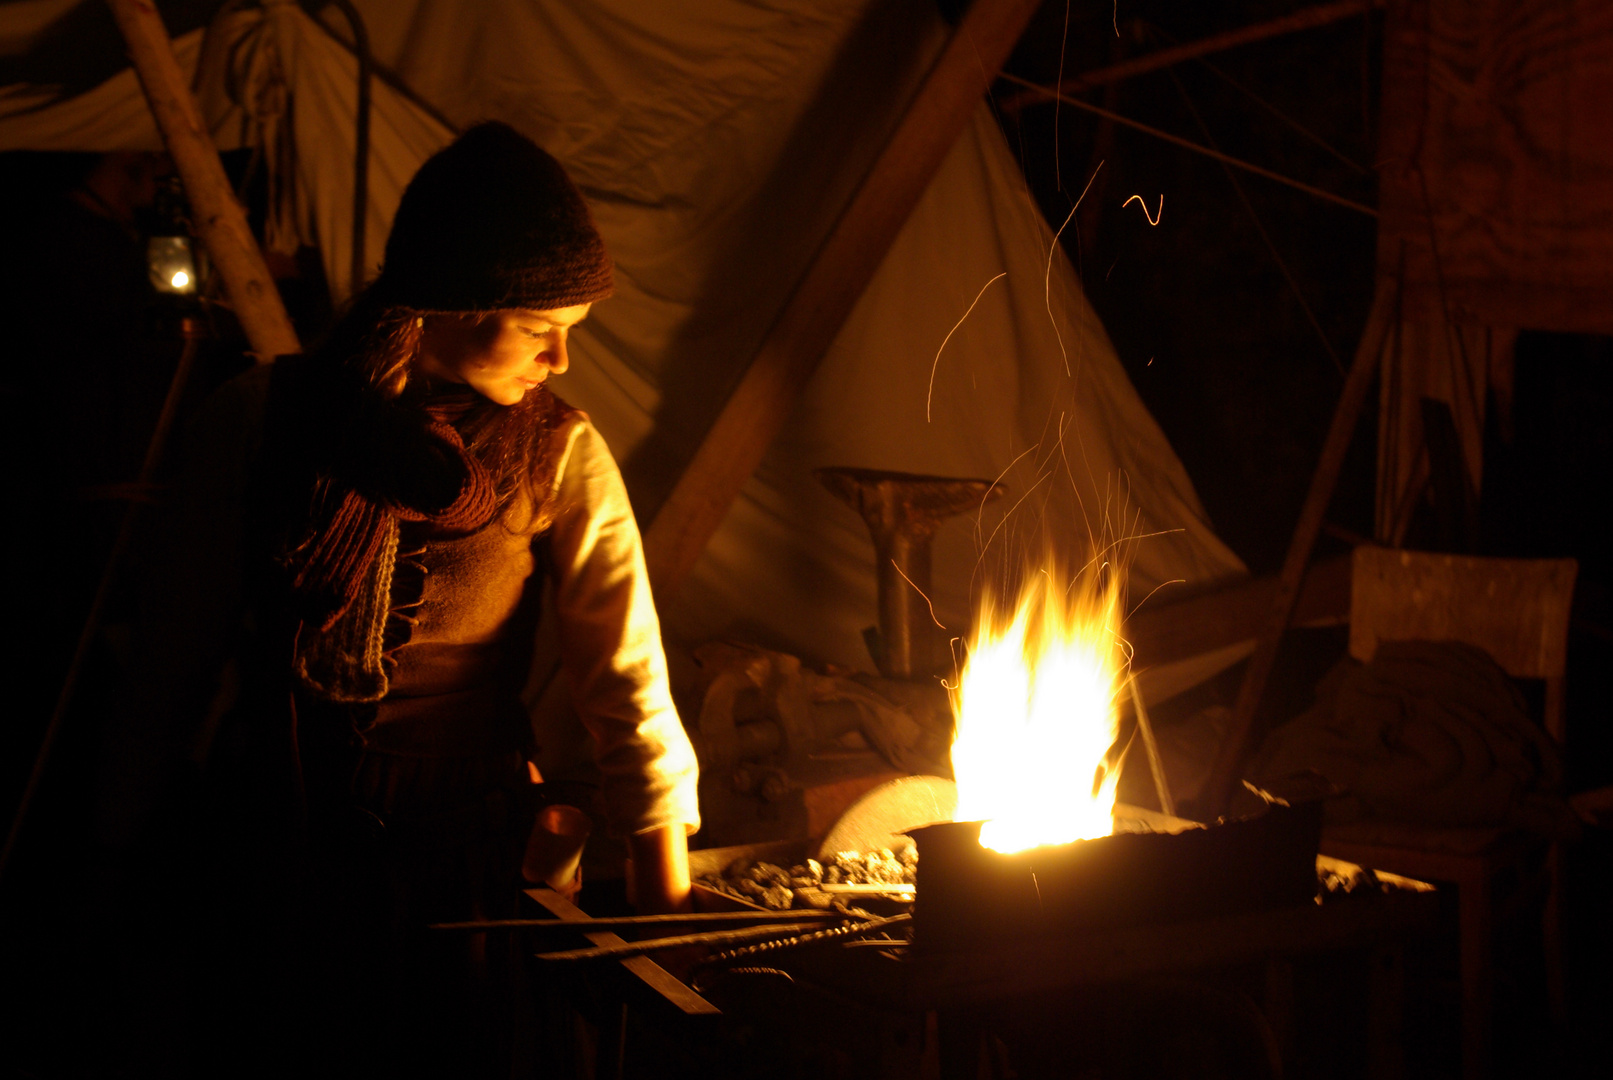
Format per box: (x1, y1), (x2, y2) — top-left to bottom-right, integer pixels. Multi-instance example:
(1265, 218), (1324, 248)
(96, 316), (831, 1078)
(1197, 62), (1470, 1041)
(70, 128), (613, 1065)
(310, 287), (563, 525)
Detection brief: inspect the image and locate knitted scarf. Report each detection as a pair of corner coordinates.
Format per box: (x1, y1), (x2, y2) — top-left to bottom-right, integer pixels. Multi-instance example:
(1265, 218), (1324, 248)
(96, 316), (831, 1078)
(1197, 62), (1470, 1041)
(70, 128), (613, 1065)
(277, 372), (500, 702)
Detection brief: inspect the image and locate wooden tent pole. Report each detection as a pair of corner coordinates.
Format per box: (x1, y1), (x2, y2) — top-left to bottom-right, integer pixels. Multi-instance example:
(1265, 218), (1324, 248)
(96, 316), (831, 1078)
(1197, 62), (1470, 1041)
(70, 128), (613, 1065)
(1196, 274), (1398, 820)
(105, 0), (301, 362)
(642, 0), (1043, 598)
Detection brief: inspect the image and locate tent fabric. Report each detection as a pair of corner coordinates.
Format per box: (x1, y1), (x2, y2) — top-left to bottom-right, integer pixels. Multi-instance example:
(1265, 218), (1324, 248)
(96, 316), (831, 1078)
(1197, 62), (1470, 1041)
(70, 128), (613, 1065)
(1378, 0), (1613, 337)
(1371, 0), (1613, 544)
(0, 0), (1246, 702)
(0, 3), (455, 300)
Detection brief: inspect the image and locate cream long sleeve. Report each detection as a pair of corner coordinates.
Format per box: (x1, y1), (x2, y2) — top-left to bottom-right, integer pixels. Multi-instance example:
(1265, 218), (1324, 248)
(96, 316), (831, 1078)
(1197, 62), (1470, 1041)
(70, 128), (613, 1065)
(542, 418), (701, 836)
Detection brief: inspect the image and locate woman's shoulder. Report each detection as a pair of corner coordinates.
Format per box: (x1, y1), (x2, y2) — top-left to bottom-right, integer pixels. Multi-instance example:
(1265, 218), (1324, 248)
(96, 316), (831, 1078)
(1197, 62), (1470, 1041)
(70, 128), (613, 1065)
(540, 388), (585, 429)
(538, 390), (593, 466)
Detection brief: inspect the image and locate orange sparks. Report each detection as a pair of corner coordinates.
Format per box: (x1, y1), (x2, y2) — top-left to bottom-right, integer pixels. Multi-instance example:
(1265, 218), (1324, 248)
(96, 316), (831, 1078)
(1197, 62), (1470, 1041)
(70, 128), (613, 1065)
(1123, 193), (1163, 226)
(928, 272), (1007, 422)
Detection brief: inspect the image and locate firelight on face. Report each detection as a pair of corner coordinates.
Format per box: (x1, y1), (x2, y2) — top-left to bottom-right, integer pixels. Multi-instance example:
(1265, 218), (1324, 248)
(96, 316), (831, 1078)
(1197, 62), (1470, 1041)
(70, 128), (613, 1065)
(418, 304), (592, 405)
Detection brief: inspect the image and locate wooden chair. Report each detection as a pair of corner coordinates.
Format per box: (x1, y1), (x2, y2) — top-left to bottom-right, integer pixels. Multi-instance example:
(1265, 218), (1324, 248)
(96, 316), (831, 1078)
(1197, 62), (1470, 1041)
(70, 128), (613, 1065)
(1318, 546), (1577, 1080)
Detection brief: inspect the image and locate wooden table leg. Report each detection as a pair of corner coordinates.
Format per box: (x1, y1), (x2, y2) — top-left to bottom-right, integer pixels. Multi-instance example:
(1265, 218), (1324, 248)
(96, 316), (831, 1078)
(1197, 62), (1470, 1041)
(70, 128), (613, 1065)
(1366, 944), (1406, 1080)
(1458, 877), (1493, 1080)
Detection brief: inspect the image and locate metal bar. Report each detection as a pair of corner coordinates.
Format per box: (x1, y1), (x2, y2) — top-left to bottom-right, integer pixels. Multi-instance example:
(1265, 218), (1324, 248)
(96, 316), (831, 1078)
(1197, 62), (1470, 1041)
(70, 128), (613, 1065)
(523, 888), (720, 1016)
(1000, 0), (1384, 113)
(2, 319), (206, 883)
(103, 0), (301, 362)
(430, 909), (843, 932)
(701, 912), (913, 968)
(536, 920), (832, 963)
(996, 73), (1377, 219)
(818, 883), (915, 896)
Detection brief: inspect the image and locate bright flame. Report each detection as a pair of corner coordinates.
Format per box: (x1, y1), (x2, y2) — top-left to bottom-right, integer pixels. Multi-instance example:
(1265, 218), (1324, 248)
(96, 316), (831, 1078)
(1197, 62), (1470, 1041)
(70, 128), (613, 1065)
(170, 270), (190, 289)
(950, 560), (1127, 853)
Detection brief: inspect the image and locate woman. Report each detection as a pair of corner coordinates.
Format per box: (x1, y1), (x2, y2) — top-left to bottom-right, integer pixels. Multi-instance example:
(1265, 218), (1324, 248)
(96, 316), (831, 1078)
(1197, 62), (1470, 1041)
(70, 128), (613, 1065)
(106, 122), (698, 1074)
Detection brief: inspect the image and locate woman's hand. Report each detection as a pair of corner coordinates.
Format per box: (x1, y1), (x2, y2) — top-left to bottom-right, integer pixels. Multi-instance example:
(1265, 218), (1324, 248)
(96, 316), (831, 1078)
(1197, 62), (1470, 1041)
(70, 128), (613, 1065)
(626, 824), (691, 913)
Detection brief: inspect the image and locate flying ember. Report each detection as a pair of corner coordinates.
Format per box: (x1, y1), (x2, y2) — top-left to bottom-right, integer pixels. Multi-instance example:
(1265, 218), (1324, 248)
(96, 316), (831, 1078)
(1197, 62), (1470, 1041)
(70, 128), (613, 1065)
(949, 558), (1128, 854)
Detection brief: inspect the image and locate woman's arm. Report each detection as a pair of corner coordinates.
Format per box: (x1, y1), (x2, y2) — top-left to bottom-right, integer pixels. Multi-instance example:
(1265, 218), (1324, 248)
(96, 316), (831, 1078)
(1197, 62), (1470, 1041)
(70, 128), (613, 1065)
(543, 418), (700, 907)
(628, 824), (692, 913)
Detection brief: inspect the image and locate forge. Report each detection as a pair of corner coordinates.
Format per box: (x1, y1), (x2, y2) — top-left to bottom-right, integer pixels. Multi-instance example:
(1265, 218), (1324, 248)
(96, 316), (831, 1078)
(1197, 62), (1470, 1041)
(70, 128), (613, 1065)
(907, 798), (1322, 949)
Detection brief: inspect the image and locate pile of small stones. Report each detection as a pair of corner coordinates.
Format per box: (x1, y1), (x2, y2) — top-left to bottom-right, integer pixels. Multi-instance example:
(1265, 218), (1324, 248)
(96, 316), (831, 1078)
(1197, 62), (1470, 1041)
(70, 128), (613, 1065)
(697, 848), (919, 911)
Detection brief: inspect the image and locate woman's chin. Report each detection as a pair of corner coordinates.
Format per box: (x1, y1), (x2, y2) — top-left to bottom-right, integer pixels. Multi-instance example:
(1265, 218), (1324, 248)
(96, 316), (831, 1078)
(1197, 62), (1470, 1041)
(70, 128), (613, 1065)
(482, 385), (528, 406)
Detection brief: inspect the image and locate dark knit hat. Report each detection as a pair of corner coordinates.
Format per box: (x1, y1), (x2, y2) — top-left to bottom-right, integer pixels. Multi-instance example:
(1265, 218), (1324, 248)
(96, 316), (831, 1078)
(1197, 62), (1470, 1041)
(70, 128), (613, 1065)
(374, 122), (613, 311)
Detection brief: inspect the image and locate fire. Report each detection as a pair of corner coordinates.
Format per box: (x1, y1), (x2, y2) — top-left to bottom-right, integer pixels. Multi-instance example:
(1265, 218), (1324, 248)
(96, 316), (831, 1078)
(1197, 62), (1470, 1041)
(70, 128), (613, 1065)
(949, 559), (1127, 853)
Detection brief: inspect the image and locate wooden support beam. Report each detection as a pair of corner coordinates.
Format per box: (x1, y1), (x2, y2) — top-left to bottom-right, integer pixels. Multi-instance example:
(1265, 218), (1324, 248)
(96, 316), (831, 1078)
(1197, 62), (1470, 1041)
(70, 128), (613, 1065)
(642, 0), (1043, 598)
(1127, 553), (1352, 671)
(1196, 275), (1399, 820)
(105, 0), (300, 362)
(1000, 0), (1384, 114)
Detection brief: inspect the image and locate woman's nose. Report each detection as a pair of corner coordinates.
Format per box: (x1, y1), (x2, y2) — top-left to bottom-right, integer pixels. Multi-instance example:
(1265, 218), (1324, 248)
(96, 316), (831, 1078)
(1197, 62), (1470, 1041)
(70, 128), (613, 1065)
(543, 335), (570, 374)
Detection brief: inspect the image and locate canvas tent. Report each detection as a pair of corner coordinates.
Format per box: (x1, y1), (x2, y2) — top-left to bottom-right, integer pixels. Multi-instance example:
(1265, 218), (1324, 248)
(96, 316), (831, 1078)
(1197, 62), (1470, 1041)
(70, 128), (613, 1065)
(0, 0), (1248, 704)
(1372, 0), (1613, 546)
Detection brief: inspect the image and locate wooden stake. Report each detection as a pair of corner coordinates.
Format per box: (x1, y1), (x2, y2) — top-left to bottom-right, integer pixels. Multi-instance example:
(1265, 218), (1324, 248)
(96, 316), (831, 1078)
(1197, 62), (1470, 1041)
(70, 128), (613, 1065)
(105, 0), (300, 362)
(642, 0), (1043, 598)
(1197, 275), (1399, 820)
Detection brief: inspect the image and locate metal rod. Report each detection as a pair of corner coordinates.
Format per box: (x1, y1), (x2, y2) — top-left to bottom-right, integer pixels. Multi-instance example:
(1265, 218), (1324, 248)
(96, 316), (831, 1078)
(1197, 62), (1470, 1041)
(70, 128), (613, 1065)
(524, 887), (721, 1015)
(430, 910), (844, 932)
(535, 920), (841, 963)
(819, 883), (916, 896)
(1000, 0), (1383, 113)
(2, 319), (206, 884)
(701, 913), (914, 968)
(996, 73), (1377, 219)
(325, 0), (372, 296)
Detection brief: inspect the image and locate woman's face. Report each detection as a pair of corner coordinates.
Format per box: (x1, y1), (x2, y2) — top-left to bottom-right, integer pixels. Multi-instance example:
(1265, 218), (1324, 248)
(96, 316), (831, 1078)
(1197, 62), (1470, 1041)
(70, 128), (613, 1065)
(417, 304), (591, 405)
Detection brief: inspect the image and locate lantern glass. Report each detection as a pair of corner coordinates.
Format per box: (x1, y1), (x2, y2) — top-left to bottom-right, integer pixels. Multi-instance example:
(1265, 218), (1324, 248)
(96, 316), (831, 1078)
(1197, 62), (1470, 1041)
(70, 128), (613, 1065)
(148, 235), (199, 295)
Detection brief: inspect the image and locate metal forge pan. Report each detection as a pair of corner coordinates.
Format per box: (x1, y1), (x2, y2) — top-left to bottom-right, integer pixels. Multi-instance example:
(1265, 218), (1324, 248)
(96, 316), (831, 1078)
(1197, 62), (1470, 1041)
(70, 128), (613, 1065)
(906, 798), (1322, 949)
